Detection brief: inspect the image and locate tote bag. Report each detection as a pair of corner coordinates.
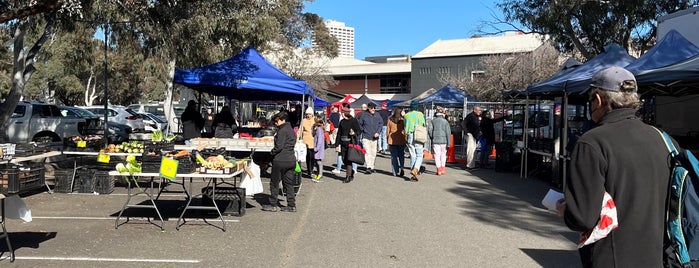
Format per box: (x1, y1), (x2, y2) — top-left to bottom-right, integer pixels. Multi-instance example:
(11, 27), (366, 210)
(294, 139), (307, 162)
(346, 137), (366, 165)
(414, 124), (428, 143)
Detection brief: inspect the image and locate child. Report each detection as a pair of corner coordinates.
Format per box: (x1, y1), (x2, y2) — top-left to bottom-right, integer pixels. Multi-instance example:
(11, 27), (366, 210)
(312, 116), (326, 182)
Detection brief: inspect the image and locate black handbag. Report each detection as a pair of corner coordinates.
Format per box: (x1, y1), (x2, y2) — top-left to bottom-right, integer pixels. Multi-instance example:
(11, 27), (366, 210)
(346, 136), (365, 165)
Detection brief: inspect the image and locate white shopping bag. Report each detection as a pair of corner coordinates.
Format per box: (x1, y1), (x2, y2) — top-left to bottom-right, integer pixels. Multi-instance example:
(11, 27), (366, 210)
(240, 161), (264, 195)
(294, 140), (307, 162)
(4, 194), (32, 222)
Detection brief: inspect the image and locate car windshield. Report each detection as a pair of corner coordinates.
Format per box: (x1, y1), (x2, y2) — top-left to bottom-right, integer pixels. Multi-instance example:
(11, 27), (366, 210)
(71, 108), (98, 118)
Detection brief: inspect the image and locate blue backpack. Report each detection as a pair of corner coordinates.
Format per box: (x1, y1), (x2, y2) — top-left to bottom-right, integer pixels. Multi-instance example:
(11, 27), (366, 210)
(657, 129), (699, 268)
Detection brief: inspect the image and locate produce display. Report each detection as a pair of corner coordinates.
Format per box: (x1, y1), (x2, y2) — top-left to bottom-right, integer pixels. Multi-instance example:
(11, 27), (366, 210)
(151, 130), (176, 142)
(100, 141), (144, 153)
(196, 154), (235, 169)
(115, 155), (142, 174)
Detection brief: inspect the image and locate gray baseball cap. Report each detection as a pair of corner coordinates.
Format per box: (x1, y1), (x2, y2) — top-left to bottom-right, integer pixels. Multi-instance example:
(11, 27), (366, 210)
(589, 66), (637, 92)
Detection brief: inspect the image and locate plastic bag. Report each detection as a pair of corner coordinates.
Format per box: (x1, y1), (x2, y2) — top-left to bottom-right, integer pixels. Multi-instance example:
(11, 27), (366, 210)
(240, 161), (263, 195)
(294, 140), (307, 162)
(294, 162), (302, 173)
(4, 194), (32, 222)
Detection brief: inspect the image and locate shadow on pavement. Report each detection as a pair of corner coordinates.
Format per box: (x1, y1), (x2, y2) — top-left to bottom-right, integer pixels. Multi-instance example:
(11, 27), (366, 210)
(0, 231), (57, 251)
(447, 169), (578, 241)
(520, 248), (582, 268)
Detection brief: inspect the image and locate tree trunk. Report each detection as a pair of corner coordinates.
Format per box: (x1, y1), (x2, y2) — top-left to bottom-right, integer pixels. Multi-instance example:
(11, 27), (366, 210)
(163, 59), (176, 134)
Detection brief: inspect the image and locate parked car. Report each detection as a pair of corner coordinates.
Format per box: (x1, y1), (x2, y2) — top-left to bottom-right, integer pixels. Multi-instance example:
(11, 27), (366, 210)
(59, 106), (131, 143)
(140, 112), (168, 132)
(81, 105), (146, 134)
(5, 101), (85, 143)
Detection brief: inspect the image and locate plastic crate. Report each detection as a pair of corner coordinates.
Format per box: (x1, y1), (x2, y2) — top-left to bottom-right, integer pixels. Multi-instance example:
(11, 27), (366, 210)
(93, 171), (114, 194)
(0, 163), (45, 194)
(141, 155), (163, 173)
(53, 169), (74, 193)
(201, 187), (246, 216)
(75, 169), (95, 193)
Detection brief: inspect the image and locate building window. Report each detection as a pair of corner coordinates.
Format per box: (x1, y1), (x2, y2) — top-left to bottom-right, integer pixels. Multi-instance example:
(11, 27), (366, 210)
(471, 71), (485, 82)
(438, 66), (451, 74)
(420, 67), (431, 75)
(380, 76), (410, 94)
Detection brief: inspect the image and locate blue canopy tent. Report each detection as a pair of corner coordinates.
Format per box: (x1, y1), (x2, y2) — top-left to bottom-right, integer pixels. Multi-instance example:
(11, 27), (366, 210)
(418, 84), (476, 106)
(314, 96), (329, 107)
(526, 44), (636, 96)
(627, 30), (699, 75)
(173, 46), (314, 101)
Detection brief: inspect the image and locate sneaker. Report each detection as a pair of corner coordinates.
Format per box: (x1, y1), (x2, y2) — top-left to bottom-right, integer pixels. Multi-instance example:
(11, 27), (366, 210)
(261, 205), (279, 212)
(313, 174), (324, 182)
(399, 169), (405, 177)
(281, 206), (297, 212)
(331, 169), (341, 174)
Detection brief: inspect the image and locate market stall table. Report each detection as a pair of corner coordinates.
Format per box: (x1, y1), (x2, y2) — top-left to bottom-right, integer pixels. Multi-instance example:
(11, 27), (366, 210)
(62, 151), (141, 193)
(109, 169), (244, 231)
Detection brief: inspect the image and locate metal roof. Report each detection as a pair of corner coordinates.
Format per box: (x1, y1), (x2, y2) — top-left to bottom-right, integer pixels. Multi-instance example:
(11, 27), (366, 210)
(413, 33), (545, 59)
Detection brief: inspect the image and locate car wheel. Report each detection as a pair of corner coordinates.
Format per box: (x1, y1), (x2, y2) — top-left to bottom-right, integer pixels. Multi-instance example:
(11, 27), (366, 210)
(33, 134), (58, 144)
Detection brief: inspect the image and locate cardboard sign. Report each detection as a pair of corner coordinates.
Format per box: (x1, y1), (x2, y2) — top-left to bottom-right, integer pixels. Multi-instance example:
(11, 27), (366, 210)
(97, 153), (110, 163)
(77, 141), (87, 148)
(160, 156), (178, 181)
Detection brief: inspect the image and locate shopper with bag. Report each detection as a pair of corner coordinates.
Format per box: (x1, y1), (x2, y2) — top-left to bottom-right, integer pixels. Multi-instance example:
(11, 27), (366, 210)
(262, 111), (298, 212)
(298, 107), (315, 178)
(404, 101), (426, 182)
(335, 107), (361, 183)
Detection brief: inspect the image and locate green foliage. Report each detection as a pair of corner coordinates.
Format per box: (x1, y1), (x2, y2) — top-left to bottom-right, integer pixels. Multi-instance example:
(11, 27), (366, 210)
(497, 0), (694, 60)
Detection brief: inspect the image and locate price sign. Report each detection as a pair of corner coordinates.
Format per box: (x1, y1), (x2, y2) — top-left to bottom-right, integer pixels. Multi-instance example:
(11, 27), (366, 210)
(97, 153), (110, 163)
(77, 141), (87, 148)
(160, 156), (179, 181)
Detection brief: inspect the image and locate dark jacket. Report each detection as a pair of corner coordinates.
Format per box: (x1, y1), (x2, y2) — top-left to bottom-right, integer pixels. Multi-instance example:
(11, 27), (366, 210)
(564, 108), (673, 267)
(212, 110), (238, 138)
(463, 111), (480, 137)
(377, 109), (391, 127)
(181, 106), (205, 140)
(329, 112), (341, 129)
(480, 116), (506, 144)
(358, 111), (383, 140)
(335, 117), (361, 147)
(270, 122), (296, 163)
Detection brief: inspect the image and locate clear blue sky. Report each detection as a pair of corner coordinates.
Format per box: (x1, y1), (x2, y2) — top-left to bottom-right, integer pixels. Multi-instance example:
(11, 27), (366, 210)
(304, 0), (507, 59)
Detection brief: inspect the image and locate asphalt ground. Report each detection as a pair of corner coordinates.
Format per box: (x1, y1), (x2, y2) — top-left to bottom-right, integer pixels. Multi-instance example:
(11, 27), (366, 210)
(1, 150), (582, 268)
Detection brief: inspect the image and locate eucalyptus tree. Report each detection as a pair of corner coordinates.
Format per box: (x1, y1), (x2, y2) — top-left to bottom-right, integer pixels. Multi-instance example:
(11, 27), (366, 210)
(105, 0), (337, 130)
(496, 0), (695, 60)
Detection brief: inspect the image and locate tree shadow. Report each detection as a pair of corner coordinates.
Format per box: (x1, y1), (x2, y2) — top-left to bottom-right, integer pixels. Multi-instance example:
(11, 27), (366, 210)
(520, 248), (582, 267)
(447, 169), (578, 243)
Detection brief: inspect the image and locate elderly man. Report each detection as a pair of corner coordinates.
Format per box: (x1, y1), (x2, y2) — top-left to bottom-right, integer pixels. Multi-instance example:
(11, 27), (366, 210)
(462, 106), (482, 170)
(359, 102), (383, 174)
(557, 66), (674, 267)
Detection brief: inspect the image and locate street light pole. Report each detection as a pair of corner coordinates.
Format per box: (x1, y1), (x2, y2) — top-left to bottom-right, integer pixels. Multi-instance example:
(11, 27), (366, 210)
(103, 20), (109, 147)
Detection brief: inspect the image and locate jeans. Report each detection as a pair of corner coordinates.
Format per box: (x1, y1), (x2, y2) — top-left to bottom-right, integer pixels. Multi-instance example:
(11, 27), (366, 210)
(379, 126), (388, 151)
(407, 133), (424, 171)
(389, 145), (406, 174)
(336, 151), (357, 171)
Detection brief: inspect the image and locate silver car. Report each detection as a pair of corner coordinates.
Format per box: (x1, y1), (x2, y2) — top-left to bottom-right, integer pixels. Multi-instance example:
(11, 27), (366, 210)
(82, 105), (146, 133)
(140, 112), (168, 132)
(59, 106), (131, 143)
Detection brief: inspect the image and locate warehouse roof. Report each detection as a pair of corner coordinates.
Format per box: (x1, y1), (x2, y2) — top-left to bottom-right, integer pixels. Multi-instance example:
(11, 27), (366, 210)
(413, 33), (545, 59)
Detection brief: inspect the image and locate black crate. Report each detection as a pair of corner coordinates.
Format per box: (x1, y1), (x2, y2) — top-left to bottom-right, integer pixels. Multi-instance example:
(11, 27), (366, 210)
(141, 155), (163, 173)
(53, 169), (74, 193)
(144, 141), (175, 155)
(0, 163), (46, 194)
(175, 155), (196, 174)
(93, 171), (114, 194)
(201, 187), (246, 216)
(75, 169), (95, 193)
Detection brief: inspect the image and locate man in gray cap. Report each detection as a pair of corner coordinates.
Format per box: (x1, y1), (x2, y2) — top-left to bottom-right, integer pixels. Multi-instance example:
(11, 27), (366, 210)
(556, 66), (675, 267)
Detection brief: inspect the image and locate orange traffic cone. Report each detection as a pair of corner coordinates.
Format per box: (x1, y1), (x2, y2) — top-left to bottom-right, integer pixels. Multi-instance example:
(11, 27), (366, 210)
(490, 147), (497, 158)
(447, 134), (457, 163)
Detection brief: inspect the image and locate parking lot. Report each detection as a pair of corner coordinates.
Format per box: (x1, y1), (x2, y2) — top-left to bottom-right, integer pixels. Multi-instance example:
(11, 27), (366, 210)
(2, 152), (581, 267)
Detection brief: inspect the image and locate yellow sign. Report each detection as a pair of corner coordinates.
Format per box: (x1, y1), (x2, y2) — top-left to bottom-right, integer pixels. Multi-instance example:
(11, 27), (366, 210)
(97, 153), (110, 163)
(160, 156), (179, 181)
(77, 141), (87, 148)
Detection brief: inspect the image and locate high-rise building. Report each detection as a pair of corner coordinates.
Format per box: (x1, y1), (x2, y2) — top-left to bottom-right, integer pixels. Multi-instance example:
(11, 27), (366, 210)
(323, 20), (355, 58)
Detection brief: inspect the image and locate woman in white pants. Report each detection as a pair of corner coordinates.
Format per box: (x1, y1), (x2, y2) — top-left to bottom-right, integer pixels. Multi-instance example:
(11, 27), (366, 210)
(428, 107), (451, 175)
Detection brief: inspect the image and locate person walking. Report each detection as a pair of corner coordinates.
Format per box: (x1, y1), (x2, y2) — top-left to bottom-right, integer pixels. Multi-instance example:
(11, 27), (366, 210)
(462, 106), (482, 170)
(332, 103), (352, 175)
(428, 106), (451, 175)
(328, 106), (341, 147)
(212, 106), (238, 138)
(377, 101), (392, 154)
(298, 107), (315, 178)
(478, 110), (506, 168)
(556, 66), (674, 267)
(262, 111), (298, 212)
(312, 116), (326, 182)
(335, 107), (361, 183)
(404, 101), (425, 182)
(181, 100), (205, 145)
(387, 107), (407, 177)
(359, 102), (383, 174)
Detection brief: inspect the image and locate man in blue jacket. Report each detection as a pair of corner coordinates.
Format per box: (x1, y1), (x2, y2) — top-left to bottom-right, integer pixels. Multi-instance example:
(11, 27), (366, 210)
(359, 102), (383, 174)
